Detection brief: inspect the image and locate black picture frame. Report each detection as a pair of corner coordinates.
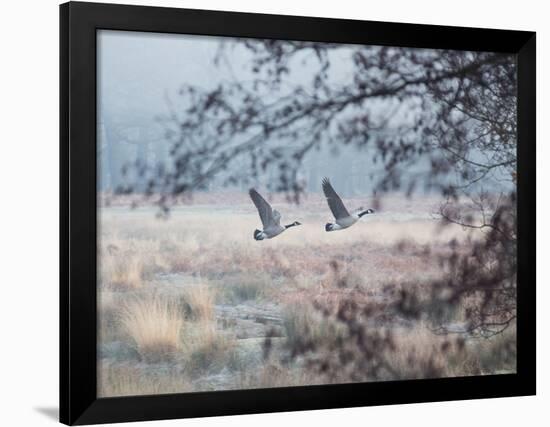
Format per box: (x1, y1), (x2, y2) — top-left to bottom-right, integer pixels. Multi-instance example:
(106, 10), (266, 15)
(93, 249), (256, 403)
(60, 1), (536, 425)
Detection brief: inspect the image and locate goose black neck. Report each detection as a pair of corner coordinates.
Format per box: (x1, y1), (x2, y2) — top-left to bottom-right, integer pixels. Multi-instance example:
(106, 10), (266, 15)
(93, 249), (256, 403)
(358, 209), (374, 218)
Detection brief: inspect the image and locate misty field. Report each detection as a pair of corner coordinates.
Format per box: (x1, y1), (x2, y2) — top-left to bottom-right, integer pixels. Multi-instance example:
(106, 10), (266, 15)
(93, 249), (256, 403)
(97, 192), (516, 397)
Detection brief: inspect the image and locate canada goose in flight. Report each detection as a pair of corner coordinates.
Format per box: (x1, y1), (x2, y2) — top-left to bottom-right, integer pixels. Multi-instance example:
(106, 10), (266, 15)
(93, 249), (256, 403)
(322, 178), (374, 232)
(249, 189), (301, 240)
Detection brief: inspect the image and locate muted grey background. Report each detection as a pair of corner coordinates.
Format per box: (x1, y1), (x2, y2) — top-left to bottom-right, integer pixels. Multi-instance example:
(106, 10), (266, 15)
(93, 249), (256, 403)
(97, 30), (511, 197)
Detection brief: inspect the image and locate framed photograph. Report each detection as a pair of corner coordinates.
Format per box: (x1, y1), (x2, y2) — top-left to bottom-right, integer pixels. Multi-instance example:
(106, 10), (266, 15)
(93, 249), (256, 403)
(60, 1), (536, 424)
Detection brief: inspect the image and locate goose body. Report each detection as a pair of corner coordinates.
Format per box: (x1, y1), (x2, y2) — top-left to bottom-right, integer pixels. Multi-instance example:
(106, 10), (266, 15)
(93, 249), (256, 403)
(249, 189), (301, 240)
(322, 178), (374, 232)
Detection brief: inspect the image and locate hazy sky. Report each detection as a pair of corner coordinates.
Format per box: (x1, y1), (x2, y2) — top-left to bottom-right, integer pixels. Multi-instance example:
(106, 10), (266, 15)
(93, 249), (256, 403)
(97, 30), (513, 196)
(97, 30), (393, 194)
(97, 30), (359, 119)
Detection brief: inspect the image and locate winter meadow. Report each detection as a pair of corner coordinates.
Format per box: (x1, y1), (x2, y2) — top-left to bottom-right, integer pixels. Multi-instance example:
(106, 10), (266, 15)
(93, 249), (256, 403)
(97, 31), (517, 396)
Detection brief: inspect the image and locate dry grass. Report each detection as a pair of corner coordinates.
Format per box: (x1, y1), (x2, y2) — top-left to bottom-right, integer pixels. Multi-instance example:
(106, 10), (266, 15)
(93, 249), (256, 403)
(183, 321), (236, 375)
(97, 197), (482, 288)
(283, 302), (345, 350)
(180, 285), (216, 322)
(98, 291), (126, 342)
(100, 254), (145, 290)
(177, 284), (238, 373)
(384, 323), (517, 379)
(217, 272), (270, 303)
(120, 296), (183, 363)
(98, 362), (191, 397)
(97, 194), (513, 396)
(238, 362), (326, 389)
(99, 237), (174, 290)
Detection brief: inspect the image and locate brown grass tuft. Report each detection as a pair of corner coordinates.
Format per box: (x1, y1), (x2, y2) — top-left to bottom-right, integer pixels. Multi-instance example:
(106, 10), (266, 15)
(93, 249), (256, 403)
(239, 362), (325, 389)
(120, 296), (183, 363)
(101, 254), (145, 290)
(183, 321), (236, 375)
(98, 362), (190, 397)
(282, 303), (345, 350)
(180, 285), (216, 322)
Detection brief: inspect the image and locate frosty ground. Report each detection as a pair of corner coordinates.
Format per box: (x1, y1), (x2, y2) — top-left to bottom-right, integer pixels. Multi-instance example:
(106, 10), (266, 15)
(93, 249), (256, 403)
(97, 192), (516, 396)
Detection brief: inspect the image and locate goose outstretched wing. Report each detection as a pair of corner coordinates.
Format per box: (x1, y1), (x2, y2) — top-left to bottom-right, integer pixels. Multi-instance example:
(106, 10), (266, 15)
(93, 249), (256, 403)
(272, 209), (282, 226)
(249, 189), (278, 228)
(322, 178), (350, 220)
